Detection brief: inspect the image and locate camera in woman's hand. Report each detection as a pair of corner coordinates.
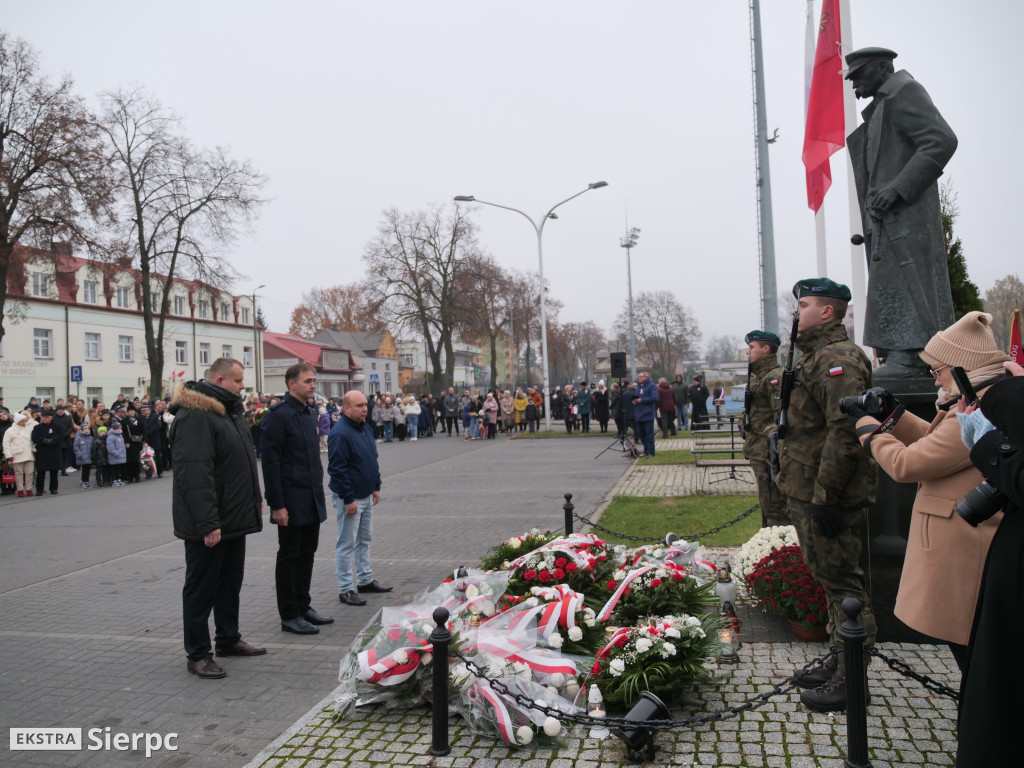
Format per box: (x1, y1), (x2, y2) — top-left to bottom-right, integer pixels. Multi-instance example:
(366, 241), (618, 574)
(955, 482), (1007, 527)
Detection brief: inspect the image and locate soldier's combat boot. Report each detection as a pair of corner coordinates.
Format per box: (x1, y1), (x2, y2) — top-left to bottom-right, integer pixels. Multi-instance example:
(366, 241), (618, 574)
(792, 652), (837, 689)
(800, 668), (847, 712)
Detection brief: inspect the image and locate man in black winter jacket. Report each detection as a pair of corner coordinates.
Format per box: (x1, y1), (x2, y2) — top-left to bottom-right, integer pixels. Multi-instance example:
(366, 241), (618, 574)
(170, 358), (265, 679)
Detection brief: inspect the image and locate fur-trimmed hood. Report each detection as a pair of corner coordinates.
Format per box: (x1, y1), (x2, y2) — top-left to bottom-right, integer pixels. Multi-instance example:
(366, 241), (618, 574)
(168, 380), (238, 417)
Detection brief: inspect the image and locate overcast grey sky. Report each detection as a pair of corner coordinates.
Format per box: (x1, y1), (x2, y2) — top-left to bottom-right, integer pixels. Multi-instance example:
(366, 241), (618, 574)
(7, 1), (1020, 350)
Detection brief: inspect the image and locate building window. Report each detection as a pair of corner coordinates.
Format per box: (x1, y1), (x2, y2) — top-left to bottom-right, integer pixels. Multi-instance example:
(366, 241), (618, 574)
(175, 340), (188, 364)
(400, 352), (415, 366)
(82, 280), (98, 304)
(174, 296), (186, 316)
(197, 299), (209, 319)
(371, 362), (377, 370)
(220, 301), (231, 320)
(118, 335), (134, 362)
(243, 346), (253, 367)
(150, 293), (161, 313)
(221, 344), (232, 359)
(32, 272), (52, 298)
(240, 307), (250, 325)
(84, 332), (101, 361)
(86, 387), (103, 405)
(35, 387), (55, 401)
(120, 387), (135, 398)
(199, 342), (211, 366)
(33, 328), (53, 358)
(116, 286), (131, 308)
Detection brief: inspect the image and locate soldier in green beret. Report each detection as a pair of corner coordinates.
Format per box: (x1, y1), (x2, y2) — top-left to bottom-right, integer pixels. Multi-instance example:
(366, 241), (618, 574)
(778, 278), (877, 713)
(742, 330), (787, 527)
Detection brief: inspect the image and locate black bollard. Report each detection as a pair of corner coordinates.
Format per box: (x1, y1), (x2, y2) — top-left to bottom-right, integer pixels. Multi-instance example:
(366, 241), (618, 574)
(839, 597), (872, 768)
(429, 606), (452, 756)
(563, 492), (574, 535)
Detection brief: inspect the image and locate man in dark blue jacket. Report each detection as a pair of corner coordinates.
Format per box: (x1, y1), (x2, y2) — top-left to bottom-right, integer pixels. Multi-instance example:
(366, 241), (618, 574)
(632, 371), (659, 458)
(260, 363), (333, 634)
(329, 390), (389, 606)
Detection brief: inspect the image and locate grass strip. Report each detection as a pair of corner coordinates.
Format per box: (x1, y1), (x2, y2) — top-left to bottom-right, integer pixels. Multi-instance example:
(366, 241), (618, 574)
(596, 494), (761, 547)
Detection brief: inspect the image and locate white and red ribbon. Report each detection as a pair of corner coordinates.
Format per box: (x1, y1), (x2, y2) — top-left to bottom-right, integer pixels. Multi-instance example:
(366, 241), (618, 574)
(356, 645), (423, 686)
(597, 565), (654, 622)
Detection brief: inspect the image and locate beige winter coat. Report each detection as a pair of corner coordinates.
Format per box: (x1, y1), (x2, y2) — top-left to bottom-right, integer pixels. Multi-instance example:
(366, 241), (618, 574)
(3, 420), (37, 463)
(866, 402), (1001, 646)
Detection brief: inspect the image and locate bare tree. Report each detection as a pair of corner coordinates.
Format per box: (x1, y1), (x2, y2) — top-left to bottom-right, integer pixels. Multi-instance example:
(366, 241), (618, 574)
(363, 204), (477, 391)
(984, 274), (1024, 352)
(568, 320), (606, 383)
(613, 290), (701, 379)
(0, 31), (116, 342)
(100, 87), (268, 398)
(706, 335), (744, 368)
(288, 282), (384, 337)
(459, 254), (514, 390)
(546, 320), (578, 386)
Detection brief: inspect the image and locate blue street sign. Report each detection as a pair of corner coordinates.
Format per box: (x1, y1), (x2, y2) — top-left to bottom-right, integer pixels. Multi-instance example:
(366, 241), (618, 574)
(70, 365), (83, 383)
(370, 373), (379, 382)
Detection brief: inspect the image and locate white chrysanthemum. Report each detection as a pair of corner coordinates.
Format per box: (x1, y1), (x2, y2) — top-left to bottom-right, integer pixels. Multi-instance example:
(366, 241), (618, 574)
(664, 627), (681, 639)
(635, 638), (653, 653)
(465, 584), (480, 599)
(420, 652), (433, 665)
(656, 569), (669, 579)
(393, 650), (409, 664)
(514, 661), (531, 676)
(543, 717), (561, 737)
(565, 680), (579, 697)
(568, 626), (583, 642)
(610, 659), (626, 674)
(478, 600), (495, 617)
(661, 642), (676, 657)
(584, 617), (595, 627)
(523, 597), (539, 608)
(530, 586), (542, 595)
(583, 607), (595, 619)
(548, 633), (563, 648)
(517, 725), (534, 744)
(653, 548), (665, 558)
(509, 538), (522, 550)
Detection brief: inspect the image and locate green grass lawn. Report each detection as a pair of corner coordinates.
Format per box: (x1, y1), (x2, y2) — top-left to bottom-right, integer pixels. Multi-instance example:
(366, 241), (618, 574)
(595, 494), (761, 547)
(636, 449), (737, 465)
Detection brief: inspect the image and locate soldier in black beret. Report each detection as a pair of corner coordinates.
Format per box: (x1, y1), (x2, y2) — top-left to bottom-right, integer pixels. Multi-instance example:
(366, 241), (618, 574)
(742, 330), (786, 527)
(778, 278), (878, 712)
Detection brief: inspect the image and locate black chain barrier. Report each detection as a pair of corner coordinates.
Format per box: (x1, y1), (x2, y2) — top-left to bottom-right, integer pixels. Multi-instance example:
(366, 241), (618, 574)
(571, 502), (760, 545)
(867, 647), (960, 701)
(453, 649), (835, 731)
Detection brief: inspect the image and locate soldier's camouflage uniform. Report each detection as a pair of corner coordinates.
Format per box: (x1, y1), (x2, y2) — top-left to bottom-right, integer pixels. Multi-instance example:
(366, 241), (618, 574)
(776, 320), (878, 654)
(743, 355), (787, 527)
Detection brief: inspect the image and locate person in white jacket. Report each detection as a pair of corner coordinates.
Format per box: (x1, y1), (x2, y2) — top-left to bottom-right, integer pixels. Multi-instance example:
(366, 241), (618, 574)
(2, 412), (37, 497)
(403, 396), (421, 441)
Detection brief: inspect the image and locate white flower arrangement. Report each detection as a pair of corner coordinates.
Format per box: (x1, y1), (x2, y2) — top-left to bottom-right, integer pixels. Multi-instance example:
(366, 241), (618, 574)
(733, 525), (801, 585)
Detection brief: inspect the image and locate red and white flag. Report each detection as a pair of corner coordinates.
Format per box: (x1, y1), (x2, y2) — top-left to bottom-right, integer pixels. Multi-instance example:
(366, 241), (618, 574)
(803, 0), (845, 213)
(1010, 309), (1023, 365)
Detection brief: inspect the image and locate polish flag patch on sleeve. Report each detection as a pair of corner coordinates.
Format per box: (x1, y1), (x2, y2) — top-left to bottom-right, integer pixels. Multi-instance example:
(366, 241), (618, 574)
(769, 378), (779, 386)
(828, 366), (844, 377)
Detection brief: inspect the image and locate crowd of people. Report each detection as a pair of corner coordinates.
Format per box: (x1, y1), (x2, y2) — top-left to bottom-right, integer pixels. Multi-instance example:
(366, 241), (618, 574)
(1, 393), (173, 497)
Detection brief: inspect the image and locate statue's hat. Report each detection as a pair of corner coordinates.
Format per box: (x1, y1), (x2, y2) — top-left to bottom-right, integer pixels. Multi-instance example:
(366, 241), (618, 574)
(844, 47), (897, 78)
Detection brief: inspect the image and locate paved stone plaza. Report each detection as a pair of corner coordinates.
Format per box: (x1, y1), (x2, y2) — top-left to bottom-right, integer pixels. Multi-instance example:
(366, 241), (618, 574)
(0, 432), (963, 766)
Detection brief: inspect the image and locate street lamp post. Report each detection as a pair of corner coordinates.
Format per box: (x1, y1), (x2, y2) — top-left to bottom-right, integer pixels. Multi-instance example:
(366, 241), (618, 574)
(454, 181), (608, 432)
(620, 228), (640, 382)
(252, 284), (265, 394)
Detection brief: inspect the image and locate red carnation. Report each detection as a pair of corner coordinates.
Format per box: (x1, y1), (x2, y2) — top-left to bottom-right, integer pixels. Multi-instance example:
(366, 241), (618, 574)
(538, 570), (552, 583)
(553, 568), (565, 580)
(524, 569), (537, 581)
(615, 635), (628, 647)
(607, 580), (617, 590)
(555, 557), (568, 568)
(388, 630), (401, 641)
(650, 578), (662, 587)
(566, 563), (578, 573)
(672, 572), (684, 582)
(592, 661), (602, 674)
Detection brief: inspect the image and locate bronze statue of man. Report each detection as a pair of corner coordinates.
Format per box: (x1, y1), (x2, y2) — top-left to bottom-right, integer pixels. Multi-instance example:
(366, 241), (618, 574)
(846, 47), (958, 378)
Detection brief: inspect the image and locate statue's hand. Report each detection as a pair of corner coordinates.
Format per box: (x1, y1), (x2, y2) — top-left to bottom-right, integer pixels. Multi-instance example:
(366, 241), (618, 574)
(867, 186), (900, 216)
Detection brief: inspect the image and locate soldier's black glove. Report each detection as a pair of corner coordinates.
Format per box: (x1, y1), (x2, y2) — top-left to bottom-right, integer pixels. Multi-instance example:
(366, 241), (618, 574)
(808, 503), (842, 539)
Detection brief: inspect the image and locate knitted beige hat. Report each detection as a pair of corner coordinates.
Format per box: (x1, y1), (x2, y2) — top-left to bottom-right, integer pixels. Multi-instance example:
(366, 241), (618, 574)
(920, 311), (1007, 371)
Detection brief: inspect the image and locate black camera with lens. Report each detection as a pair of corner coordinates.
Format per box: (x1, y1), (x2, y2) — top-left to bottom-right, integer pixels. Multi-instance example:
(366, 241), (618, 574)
(839, 387), (892, 417)
(954, 482), (1007, 527)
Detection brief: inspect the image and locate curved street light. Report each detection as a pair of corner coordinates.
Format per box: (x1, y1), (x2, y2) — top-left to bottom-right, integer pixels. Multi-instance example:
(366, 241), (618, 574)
(454, 182), (608, 432)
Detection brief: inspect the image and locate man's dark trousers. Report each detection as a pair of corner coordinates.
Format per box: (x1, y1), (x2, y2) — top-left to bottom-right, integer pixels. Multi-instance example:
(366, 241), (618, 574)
(276, 523), (320, 620)
(634, 419), (656, 457)
(182, 537), (245, 661)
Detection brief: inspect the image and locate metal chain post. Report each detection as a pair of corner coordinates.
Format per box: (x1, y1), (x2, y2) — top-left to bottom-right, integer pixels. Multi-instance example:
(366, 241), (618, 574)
(839, 597), (872, 768)
(563, 492), (574, 536)
(429, 607), (452, 756)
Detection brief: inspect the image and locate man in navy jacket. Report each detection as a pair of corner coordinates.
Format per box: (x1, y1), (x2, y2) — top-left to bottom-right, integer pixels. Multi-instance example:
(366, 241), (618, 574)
(260, 363), (333, 634)
(328, 390), (389, 606)
(632, 371), (659, 458)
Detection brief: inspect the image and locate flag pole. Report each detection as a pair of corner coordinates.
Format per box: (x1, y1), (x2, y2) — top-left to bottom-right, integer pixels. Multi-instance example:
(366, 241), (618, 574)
(838, 0), (867, 350)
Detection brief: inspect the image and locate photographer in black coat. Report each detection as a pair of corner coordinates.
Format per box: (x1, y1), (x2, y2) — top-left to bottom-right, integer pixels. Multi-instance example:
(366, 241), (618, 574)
(170, 358), (265, 679)
(956, 361), (1024, 767)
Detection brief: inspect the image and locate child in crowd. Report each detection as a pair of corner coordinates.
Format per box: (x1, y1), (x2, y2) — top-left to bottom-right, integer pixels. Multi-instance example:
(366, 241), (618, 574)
(73, 423), (94, 489)
(106, 421), (127, 487)
(92, 425), (109, 487)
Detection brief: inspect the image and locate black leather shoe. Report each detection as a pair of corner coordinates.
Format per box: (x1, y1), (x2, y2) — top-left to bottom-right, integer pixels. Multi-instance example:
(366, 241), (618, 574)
(187, 658), (226, 679)
(357, 580), (393, 593)
(216, 640), (267, 657)
(303, 608), (334, 625)
(793, 653), (838, 688)
(339, 590), (367, 606)
(280, 617), (319, 634)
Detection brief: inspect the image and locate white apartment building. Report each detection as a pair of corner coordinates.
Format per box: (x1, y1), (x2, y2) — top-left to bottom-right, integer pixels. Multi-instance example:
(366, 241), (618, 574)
(1, 246), (261, 407)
